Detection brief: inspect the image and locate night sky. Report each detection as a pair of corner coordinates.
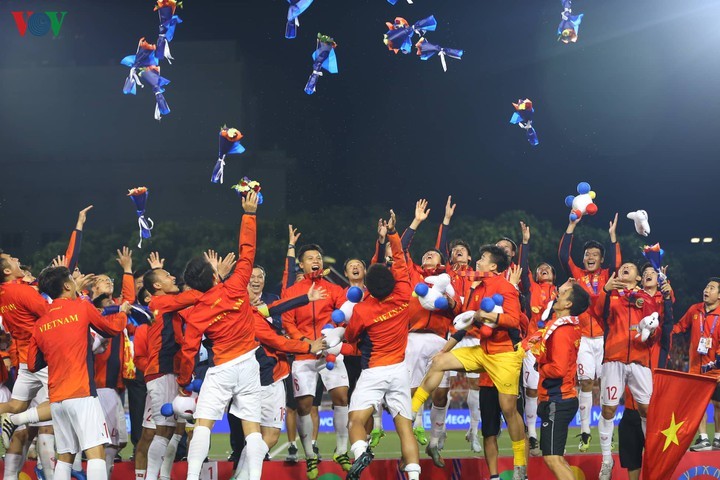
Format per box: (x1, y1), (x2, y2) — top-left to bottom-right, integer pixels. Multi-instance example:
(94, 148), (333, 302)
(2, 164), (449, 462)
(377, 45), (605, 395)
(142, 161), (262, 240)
(1, 0), (719, 248)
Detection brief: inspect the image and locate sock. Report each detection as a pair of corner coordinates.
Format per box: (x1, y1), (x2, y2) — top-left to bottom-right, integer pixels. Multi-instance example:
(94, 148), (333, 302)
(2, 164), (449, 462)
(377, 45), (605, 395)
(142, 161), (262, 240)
(512, 440), (526, 466)
(715, 433), (720, 440)
(599, 416), (614, 461)
(428, 404), (446, 448)
(373, 406), (382, 430)
(413, 406), (424, 429)
(54, 461), (72, 480)
(72, 454), (83, 472)
(37, 433), (56, 480)
(145, 435), (169, 480)
(333, 406), (349, 454)
(186, 426), (211, 480)
(234, 448), (248, 480)
(9, 407), (40, 426)
(404, 463), (421, 480)
(700, 433), (709, 440)
(490, 476), (500, 480)
(524, 396), (538, 439)
(297, 414), (315, 459)
(3, 453), (23, 480)
(641, 416), (647, 436)
(467, 389), (480, 437)
(244, 432), (269, 480)
(134, 469), (146, 479)
(159, 434), (182, 480)
(579, 391), (592, 434)
(105, 446), (119, 479)
(412, 387), (430, 414)
(87, 458), (107, 480)
(350, 440), (368, 460)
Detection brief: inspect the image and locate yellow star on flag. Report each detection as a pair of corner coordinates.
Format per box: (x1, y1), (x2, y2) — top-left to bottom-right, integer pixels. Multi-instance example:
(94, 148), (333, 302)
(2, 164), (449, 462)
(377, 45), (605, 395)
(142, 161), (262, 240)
(661, 412), (685, 451)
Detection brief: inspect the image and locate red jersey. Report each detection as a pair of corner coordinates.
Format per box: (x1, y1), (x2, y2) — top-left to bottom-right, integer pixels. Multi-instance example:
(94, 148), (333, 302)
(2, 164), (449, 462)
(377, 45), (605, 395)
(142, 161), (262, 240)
(177, 214), (259, 387)
(462, 274), (521, 355)
(254, 310), (311, 383)
(593, 288), (660, 367)
(344, 232), (412, 369)
(133, 324), (149, 373)
(282, 277), (345, 361)
(558, 233), (621, 338)
(536, 316), (582, 402)
(518, 242), (558, 336)
(28, 298), (126, 402)
(406, 256), (459, 338)
(0, 280), (49, 364)
(673, 303), (720, 377)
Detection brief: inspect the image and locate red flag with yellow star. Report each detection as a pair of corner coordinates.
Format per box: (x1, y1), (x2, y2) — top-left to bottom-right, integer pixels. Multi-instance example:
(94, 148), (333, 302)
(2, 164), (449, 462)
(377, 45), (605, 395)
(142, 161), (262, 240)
(642, 369), (718, 480)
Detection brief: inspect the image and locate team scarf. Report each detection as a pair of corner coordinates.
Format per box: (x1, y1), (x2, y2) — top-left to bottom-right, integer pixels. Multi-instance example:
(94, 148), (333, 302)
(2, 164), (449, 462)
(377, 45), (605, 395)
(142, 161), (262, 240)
(523, 315), (579, 358)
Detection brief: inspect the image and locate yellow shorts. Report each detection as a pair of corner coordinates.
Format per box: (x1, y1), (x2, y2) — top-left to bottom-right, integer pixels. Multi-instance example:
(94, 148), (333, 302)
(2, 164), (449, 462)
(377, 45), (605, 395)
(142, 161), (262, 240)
(451, 346), (524, 395)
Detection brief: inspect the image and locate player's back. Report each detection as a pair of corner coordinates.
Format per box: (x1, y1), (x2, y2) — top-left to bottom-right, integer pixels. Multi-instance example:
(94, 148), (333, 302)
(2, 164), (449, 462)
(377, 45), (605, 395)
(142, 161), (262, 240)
(0, 280), (48, 363)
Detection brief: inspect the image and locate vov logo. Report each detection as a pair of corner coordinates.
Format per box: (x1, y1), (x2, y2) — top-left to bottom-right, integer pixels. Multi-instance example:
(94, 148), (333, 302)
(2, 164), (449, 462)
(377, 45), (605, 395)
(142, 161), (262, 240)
(11, 11), (68, 37)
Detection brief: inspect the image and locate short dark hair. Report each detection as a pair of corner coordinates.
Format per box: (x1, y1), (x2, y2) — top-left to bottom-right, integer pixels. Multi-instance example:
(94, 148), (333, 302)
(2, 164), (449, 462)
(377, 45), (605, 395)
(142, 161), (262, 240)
(536, 262), (556, 277)
(450, 239), (472, 260)
(343, 258), (366, 271)
(423, 248), (446, 265)
(568, 283), (591, 316)
(252, 265), (266, 275)
(366, 264), (395, 299)
(143, 270), (162, 295)
(0, 249), (9, 281)
(183, 257), (215, 293)
(498, 237), (518, 255)
(137, 287), (151, 306)
(478, 245), (510, 273)
(133, 269), (146, 279)
(92, 293), (112, 308)
(583, 240), (605, 258)
(297, 244), (324, 262)
(640, 262), (655, 276)
(38, 266), (71, 300)
(709, 277), (720, 287)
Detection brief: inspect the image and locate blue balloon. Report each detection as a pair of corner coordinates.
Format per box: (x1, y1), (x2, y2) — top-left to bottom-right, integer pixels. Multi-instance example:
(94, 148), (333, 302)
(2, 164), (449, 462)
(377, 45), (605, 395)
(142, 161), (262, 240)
(492, 294), (504, 306)
(326, 361), (335, 370)
(322, 323), (334, 330)
(161, 403), (174, 417)
(537, 321), (546, 329)
(564, 195), (575, 208)
(331, 310), (345, 324)
(480, 297), (495, 312)
(577, 182), (591, 195)
(347, 286), (363, 303)
(190, 378), (203, 393)
(414, 283), (429, 296)
(569, 212), (579, 222)
(433, 297), (449, 310)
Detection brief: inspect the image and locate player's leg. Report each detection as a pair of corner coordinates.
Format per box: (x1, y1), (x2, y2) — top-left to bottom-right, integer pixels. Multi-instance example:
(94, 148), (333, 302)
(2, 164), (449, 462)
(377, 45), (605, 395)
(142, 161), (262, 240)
(229, 357), (264, 480)
(411, 351), (467, 415)
(538, 398), (578, 480)
(523, 350), (540, 456)
(388, 363), (420, 480)
(144, 375), (177, 480)
(97, 389), (121, 478)
(599, 361), (625, 479)
(283, 374), (299, 462)
(575, 337), (595, 452)
(69, 397), (110, 480)
(405, 333), (427, 445)
(618, 408), (643, 480)
(134, 393), (156, 479)
(626, 363), (653, 434)
(159, 422), (184, 480)
(346, 368), (378, 480)
(320, 355), (350, 468)
(291, 359), (319, 465)
(479, 386), (501, 479)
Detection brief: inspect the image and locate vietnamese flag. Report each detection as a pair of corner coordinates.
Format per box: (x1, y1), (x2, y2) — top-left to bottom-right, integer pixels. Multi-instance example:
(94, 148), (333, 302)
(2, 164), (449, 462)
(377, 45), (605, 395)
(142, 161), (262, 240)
(642, 369), (718, 480)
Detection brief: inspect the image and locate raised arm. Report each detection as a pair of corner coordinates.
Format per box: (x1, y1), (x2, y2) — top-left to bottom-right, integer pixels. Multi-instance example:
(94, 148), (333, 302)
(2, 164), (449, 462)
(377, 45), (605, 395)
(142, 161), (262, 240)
(371, 219), (388, 265)
(64, 205), (93, 271)
(401, 199), (430, 252)
(435, 196), (456, 259)
(518, 221), (533, 294)
(88, 301), (129, 337)
(558, 219), (581, 277)
(282, 225), (301, 293)
(604, 213), (621, 272)
(116, 247), (136, 303)
(224, 192), (259, 296)
(177, 318), (203, 387)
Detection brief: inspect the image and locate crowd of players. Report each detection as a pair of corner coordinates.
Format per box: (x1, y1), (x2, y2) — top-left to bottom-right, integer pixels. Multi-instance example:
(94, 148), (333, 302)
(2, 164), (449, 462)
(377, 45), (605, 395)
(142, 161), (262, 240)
(0, 193), (719, 480)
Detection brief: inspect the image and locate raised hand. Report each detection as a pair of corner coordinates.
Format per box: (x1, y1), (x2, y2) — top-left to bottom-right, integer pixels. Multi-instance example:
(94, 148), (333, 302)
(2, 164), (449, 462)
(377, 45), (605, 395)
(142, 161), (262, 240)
(387, 209), (397, 233)
(443, 195), (456, 224)
(242, 191), (258, 213)
(414, 199), (430, 223)
(76, 205), (94, 231)
(603, 272), (624, 292)
(508, 264), (522, 287)
(218, 252), (236, 279)
(608, 212), (619, 243)
(289, 225), (302, 245)
(116, 247), (133, 273)
(148, 251), (165, 270)
(75, 272), (95, 292)
(51, 255), (67, 268)
(520, 221), (530, 244)
(308, 284), (328, 302)
(377, 219), (388, 243)
(204, 250), (220, 272)
(309, 337), (326, 354)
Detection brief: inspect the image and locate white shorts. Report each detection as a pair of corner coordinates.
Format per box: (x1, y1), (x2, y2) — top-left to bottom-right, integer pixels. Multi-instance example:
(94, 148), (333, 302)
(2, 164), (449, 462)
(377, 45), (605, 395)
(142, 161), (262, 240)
(601, 361), (653, 407)
(291, 357), (349, 398)
(195, 353), (262, 423)
(0, 385), (10, 403)
(147, 374), (178, 427)
(522, 350), (539, 390)
(450, 337), (481, 379)
(141, 392), (156, 430)
(116, 391), (128, 444)
(577, 337), (604, 381)
(405, 333), (450, 389)
(51, 397), (109, 454)
(349, 362), (412, 420)
(260, 380), (286, 430)
(11, 365), (48, 402)
(98, 388), (121, 446)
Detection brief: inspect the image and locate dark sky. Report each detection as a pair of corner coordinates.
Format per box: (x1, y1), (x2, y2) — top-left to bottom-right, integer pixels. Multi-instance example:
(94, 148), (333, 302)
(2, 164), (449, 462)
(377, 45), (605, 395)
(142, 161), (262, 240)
(1, 0), (719, 248)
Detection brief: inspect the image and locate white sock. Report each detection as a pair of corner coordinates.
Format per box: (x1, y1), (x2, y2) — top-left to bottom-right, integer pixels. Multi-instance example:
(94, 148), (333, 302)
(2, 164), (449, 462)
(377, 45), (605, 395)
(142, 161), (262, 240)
(244, 432), (269, 480)
(405, 462), (421, 480)
(159, 434), (181, 480)
(700, 433), (709, 440)
(579, 390), (592, 434)
(428, 404), (446, 448)
(37, 433), (56, 480)
(333, 406), (349, 454)
(467, 389), (480, 437)
(134, 469), (146, 479)
(145, 435), (169, 480)
(87, 458), (107, 480)
(72, 454), (83, 472)
(234, 447), (248, 480)
(54, 460), (72, 480)
(3, 453), (23, 480)
(297, 414), (315, 459)
(598, 416), (614, 460)
(350, 440), (368, 460)
(715, 433), (720, 440)
(10, 408), (40, 426)
(413, 406), (424, 429)
(105, 446), (119, 479)
(186, 426), (211, 480)
(373, 405), (382, 430)
(525, 396), (538, 439)
(641, 415), (647, 436)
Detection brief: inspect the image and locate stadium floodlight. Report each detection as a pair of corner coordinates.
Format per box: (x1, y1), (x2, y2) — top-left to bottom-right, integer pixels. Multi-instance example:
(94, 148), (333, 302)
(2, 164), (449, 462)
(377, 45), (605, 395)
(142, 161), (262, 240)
(703, 237), (713, 243)
(690, 237), (701, 243)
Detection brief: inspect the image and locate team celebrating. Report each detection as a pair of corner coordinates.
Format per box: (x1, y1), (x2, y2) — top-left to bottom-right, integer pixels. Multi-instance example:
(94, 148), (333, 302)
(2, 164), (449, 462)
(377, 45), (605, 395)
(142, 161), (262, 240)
(1, 193), (719, 480)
